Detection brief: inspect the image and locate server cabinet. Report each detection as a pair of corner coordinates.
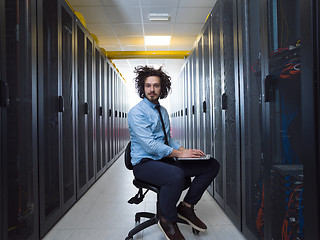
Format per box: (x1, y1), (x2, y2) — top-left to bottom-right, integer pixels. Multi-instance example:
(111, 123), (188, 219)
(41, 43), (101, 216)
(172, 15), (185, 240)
(0, 0), (6, 237)
(4, 0), (39, 239)
(107, 64), (113, 162)
(238, 0), (264, 239)
(95, 47), (107, 178)
(109, 68), (114, 160)
(100, 55), (107, 170)
(301, 0), (320, 238)
(260, 0), (305, 239)
(191, 51), (198, 149)
(60, 0), (76, 213)
(203, 17), (215, 195)
(197, 37), (205, 152)
(86, 35), (95, 185)
(39, 0), (77, 235)
(211, 0), (241, 228)
(183, 67), (189, 149)
(75, 20), (95, 197)
(105, 62), (111, 165)
(185, 63), (191, 149)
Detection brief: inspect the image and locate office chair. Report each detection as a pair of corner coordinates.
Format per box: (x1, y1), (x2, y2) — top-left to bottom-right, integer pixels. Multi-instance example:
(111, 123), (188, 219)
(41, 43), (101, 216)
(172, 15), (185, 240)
(124, 141), (200, 240)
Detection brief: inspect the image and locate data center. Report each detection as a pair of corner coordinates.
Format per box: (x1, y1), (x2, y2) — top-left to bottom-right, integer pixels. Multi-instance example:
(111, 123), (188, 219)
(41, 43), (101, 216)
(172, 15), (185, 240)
(0, 0), (319, 239)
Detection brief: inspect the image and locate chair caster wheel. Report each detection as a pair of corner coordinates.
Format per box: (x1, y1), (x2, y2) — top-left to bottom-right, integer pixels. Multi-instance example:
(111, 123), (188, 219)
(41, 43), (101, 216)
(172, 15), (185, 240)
(192, 228), (200, 235)
(135, 216), (140, 223)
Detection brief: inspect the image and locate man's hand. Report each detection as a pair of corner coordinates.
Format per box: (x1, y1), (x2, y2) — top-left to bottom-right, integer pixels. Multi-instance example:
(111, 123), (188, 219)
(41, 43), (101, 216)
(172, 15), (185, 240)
(168, 148), (205, 158)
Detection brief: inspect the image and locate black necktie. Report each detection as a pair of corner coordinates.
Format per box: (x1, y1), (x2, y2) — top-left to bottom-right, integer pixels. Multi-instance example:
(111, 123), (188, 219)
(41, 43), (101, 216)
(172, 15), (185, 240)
(155, 105), (169, 145)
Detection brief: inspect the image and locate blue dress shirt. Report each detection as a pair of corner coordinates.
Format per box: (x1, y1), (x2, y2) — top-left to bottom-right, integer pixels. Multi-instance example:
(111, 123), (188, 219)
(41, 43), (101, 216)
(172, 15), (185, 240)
(128, 97), (181, 166)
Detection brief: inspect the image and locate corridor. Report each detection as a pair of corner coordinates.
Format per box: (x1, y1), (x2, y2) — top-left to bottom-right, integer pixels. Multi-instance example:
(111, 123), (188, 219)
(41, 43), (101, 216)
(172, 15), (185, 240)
(43, 154), (246, 240)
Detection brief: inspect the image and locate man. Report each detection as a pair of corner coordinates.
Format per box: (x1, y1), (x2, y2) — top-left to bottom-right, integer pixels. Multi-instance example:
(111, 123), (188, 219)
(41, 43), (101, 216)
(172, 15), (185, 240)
(127, 65), (220, 240)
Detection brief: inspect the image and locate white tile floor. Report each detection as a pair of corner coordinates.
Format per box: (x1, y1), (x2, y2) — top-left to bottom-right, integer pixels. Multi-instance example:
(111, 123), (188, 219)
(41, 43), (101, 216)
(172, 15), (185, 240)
(43, 153), (247, 240)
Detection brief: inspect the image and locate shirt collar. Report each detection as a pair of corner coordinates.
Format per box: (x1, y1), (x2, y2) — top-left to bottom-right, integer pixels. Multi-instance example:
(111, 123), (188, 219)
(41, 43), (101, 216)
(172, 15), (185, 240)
(143, 97), (160, 109)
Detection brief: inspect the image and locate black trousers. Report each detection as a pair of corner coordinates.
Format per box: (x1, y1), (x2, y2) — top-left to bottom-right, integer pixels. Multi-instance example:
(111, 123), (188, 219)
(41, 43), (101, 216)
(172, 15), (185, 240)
(133, 157), (220, 222)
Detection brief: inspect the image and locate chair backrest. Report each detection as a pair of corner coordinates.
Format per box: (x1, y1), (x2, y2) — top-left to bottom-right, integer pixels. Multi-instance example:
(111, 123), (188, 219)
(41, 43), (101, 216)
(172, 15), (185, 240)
(125, 141), (133, 170)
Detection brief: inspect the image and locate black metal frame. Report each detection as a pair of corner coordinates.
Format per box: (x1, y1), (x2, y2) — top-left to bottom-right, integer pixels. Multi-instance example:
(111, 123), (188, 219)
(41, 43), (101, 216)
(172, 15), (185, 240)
(0, 0), (6, 239)
(74, 17), (96, 198)
(301, 0), (320, 239)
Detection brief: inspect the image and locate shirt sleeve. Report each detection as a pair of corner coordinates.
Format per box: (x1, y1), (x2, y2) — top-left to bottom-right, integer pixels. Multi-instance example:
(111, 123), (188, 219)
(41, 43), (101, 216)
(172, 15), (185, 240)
(128, 107), (173, 159)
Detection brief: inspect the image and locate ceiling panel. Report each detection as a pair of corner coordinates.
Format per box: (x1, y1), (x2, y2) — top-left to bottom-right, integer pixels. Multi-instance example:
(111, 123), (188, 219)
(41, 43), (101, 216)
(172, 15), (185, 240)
(144, 23), (174, 35)
(113, 23), (144, 36)
(75, 7), (110, 23)
(171, 35), (198, 46)
(140, 0), (179, 7)
(104, 6), (142, 23)
(179, 0), (217, 8)
(119, 36), (145, 46)
(86, 23), (115, 36)
(98, 36), (119, 45)
(102, 0), (140, 7)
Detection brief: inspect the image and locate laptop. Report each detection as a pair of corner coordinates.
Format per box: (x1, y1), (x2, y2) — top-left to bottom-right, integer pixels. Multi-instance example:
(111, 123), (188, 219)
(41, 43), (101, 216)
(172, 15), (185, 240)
(177, 154), (211, 161)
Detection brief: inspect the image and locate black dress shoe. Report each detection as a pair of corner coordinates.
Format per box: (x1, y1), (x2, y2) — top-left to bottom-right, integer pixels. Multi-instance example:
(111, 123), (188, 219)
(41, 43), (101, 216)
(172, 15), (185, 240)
(177, 202), (207, 232)
(158, 218), (185, 240)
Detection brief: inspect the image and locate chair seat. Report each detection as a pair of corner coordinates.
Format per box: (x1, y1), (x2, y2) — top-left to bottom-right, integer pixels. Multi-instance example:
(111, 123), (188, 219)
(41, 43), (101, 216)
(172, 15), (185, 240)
(133, 179), (160, 194)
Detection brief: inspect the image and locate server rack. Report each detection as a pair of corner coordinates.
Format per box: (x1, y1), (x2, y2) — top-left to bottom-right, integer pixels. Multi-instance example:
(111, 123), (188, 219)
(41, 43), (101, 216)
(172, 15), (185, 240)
(100, 54), (107, 170)
(104, 62), (110, 165)
(237, 0), (264, 239)
(4, 0), (39, 239)
(197, 36), (205, 152)
(0, 0), (6, 237)
(86, 34), (96, 185)
(301, 1), (320, 239)
(203, 17), (214, 195)
(75, 19), (95, 197)
(2, 1), (129, 238)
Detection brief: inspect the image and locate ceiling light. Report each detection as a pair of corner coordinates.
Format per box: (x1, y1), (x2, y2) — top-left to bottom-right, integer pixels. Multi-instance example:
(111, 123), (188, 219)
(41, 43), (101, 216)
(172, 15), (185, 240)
(144, 36), (171, 46)
(148, 13), (170, 21)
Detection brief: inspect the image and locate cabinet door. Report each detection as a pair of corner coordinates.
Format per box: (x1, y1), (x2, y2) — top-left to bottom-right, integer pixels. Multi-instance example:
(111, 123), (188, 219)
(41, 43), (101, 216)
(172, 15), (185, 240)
(39, 0), (60, 235)
(238, 0), (264, 239)
(60, 4), (76, 210)
(212, 1), (224, 208)
(76, 23), (88, 196)
(95, 48), (102, 174)
(5, 0), (38, 239)
(261, 0), (304, 239)
(87, 38), (95, 182)
(0, 0), (5, 238)
(197, 37), (205, 152)
(100, 56), (106, 169)
(212, 0), (241, 228)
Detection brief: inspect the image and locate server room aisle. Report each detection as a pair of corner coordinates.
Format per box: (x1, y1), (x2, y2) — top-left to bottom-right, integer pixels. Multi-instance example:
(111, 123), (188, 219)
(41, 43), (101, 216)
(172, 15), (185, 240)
(43, 153), (246, 240)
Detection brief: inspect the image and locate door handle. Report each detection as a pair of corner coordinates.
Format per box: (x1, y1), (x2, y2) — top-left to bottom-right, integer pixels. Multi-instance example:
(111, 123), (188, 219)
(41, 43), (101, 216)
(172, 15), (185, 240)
(0, 80), (9, 107)
(84, 102), (89, 114)
(222, 93), (227, 110)
(203, 101), (207, 113)
(58, 96), (64, 112)
(264, 74), (276, 102)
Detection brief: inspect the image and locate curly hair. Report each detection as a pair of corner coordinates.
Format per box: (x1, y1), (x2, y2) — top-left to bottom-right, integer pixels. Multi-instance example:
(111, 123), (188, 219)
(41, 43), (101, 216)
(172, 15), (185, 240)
(133, 65), (172, 99)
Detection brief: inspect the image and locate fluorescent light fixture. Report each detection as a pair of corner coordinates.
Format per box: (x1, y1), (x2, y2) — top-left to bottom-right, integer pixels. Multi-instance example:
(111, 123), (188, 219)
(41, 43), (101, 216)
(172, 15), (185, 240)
(148, 13), (170, 21)
(144, 36), (171, 46)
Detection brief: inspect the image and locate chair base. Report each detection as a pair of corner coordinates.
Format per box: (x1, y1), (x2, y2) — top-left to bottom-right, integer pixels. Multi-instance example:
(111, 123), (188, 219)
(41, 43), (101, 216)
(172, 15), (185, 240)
(126, 212), (159, 240)
(125, 211), (199, 240)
